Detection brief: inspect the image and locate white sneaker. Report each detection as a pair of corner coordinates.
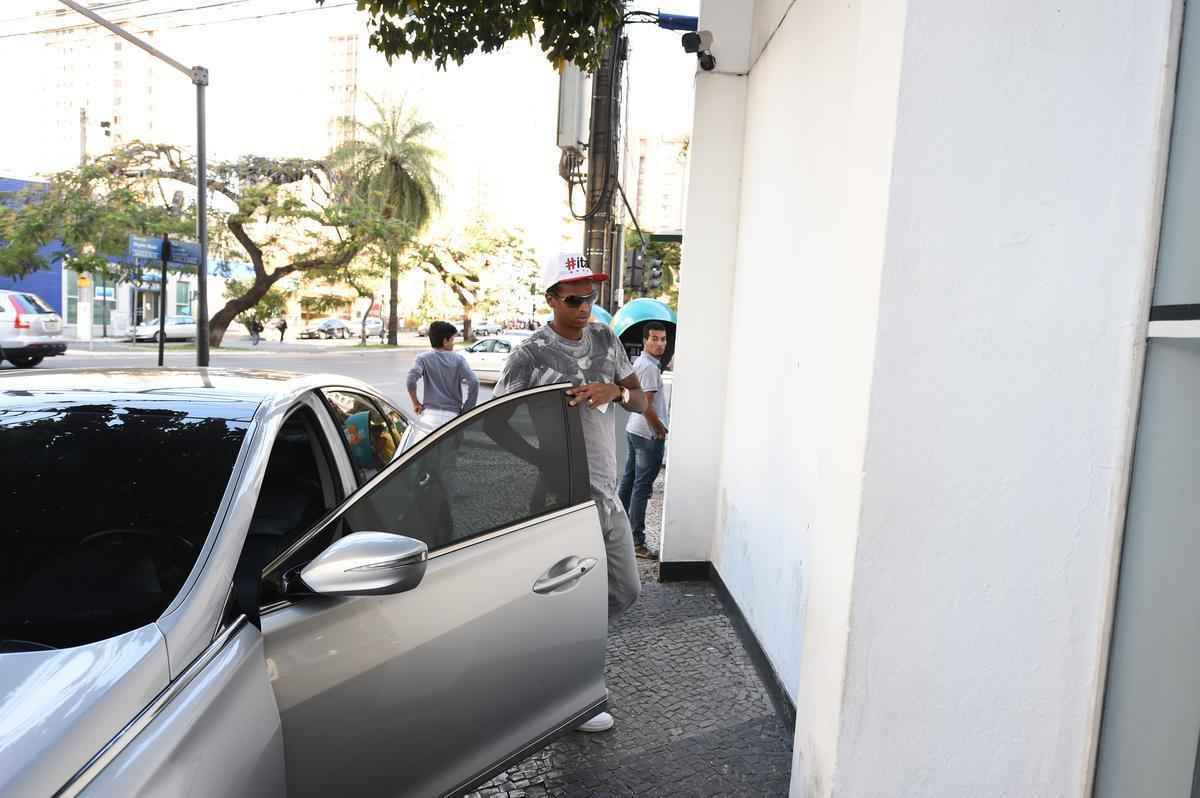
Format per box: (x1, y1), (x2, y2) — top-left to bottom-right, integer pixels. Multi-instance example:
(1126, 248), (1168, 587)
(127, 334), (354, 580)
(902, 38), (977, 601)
(575, 711), (614, 733)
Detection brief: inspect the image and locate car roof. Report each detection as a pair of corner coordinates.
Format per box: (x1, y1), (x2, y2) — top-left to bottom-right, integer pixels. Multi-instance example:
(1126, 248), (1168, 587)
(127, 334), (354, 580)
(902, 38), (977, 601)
(0, 368), (355, 420)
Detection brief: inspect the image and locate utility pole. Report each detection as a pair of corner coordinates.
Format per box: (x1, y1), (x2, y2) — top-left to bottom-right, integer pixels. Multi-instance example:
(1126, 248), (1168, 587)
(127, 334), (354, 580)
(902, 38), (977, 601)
(58, 0), (211, 367)
(583, 34), (627, 312)
(79, 107), (87, 166)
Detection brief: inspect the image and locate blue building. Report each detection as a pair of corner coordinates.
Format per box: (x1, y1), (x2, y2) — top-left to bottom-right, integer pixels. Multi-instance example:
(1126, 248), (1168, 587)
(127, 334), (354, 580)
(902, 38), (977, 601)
(0, 177), (69, 315)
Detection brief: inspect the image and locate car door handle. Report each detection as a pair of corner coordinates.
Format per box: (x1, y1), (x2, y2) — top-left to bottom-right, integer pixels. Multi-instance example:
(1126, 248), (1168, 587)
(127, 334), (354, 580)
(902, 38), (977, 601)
(532, 556), (598, 595)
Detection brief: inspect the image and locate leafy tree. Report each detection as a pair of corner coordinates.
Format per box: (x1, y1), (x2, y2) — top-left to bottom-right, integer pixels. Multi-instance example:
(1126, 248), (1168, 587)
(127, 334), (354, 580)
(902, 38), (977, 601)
(327, 0), (622, 71)
(224, 278), (289, 328)
(305, 251), (390, 343)
(330, 98), (441, 345)
(407, 219), (539, 340)
(0, 159), (191, 290)
(114, 143), (385, 346)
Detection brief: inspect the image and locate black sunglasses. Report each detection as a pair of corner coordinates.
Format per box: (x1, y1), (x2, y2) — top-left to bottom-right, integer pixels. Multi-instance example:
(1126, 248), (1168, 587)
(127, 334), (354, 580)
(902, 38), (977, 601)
(552, 289), (597, 308)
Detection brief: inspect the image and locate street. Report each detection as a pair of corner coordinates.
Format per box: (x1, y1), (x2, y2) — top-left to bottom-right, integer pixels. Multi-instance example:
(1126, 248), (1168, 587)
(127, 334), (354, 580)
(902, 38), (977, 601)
(5, 341), (495, 415)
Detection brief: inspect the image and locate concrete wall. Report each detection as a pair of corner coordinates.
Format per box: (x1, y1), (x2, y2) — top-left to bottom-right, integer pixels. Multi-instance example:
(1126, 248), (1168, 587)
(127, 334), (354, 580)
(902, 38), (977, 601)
(659, 0), (752, 564)
(832, 1), (1178, 794)
(670, 0), (1179, 794)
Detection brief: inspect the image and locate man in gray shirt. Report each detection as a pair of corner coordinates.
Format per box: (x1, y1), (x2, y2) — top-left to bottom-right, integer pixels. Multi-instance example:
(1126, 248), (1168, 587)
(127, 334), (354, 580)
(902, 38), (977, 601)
(493, 255), (648, 735)
(619, 321), (670, 560)
(407, 321), (479, 440)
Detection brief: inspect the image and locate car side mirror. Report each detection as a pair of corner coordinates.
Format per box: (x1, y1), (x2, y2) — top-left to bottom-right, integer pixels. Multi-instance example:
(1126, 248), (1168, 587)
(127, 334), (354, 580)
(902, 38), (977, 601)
(300, 531), (428, 597)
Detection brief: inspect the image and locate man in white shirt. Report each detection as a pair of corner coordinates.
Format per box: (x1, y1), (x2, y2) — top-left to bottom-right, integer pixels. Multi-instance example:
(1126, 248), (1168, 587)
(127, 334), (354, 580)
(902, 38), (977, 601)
(618, 322), (669, 560)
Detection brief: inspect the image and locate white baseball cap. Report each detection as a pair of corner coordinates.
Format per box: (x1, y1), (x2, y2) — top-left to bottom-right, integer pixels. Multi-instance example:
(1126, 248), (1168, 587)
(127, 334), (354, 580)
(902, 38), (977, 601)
(542, 253), (609, 294)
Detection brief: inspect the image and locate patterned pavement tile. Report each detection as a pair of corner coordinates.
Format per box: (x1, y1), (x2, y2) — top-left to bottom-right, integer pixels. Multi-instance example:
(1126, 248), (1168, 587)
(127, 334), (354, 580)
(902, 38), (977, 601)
(466, 471), (794, 797)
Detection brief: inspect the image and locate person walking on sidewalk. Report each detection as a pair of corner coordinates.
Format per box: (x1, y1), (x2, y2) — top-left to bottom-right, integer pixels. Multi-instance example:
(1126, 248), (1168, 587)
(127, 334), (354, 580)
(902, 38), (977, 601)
(492, 256), (648, 735)
(407, 321), (479, 441)
(249, 318), (262, 346)
(277, 318), (288, 342)
(618, 322), (670, 560)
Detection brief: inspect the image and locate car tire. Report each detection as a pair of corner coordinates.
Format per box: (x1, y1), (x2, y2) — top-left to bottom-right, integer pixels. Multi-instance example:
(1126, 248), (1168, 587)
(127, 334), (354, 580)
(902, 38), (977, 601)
(9, 355), (43, 369)
(152, 331), (161, 343)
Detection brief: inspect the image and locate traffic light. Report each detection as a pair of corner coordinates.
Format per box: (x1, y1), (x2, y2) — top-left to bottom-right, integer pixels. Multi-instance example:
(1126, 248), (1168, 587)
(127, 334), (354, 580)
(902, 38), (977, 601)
(625, 248), (644, 294)
(646, 258), (663, 292)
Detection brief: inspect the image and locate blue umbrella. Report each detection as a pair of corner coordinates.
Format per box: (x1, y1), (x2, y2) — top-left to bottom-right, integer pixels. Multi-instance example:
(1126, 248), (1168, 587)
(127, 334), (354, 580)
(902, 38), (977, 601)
(590, 305), (614, 327)
(611, 298), (677, 339)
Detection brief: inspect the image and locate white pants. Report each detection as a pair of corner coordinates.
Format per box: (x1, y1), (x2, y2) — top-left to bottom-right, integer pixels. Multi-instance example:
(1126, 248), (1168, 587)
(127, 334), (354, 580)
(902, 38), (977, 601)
(412, 408), (459, 442)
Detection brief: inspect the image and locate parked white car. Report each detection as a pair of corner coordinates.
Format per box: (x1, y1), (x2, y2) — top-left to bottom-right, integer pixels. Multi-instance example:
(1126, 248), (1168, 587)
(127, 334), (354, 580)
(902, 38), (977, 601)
(0, 288), (66, 368)
(462, 334), (524, 383)
(360, 316), (386, 341)
(134, 315), (197, 342)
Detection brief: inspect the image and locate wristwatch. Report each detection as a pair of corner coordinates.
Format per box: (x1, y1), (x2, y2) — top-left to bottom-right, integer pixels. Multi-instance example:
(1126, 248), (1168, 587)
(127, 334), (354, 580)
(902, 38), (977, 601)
(618, 386), (630, 405)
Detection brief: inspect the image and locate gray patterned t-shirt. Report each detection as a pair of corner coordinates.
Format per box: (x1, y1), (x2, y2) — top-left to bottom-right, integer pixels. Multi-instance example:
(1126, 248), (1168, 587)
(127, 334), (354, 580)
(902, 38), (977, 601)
(494, 322), (635, 495)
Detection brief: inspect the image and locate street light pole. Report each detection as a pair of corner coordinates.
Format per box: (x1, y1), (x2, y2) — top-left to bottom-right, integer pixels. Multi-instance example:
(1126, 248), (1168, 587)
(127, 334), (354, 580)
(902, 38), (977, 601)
(193, 67), (210, 366)
(57, 0), (211, 366)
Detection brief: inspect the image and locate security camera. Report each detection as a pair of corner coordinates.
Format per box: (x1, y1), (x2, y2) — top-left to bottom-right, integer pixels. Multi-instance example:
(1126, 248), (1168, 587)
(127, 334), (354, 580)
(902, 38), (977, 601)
(698, 52), (716, 71)
(681, 30), (713, 54)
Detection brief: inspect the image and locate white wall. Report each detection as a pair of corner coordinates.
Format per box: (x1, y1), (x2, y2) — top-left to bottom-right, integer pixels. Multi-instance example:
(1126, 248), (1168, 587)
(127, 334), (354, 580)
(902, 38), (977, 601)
(673, 0), (1178, 794)
(660, 68), (748, 563)
(831, 1), (1177, 794)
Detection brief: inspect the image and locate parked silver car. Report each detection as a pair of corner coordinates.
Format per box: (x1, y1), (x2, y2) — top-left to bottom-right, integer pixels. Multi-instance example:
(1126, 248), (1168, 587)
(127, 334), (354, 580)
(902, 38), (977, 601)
(0, 288), (66, 367)
(133, 315), (197, 342)
(0, 369), (606, 798)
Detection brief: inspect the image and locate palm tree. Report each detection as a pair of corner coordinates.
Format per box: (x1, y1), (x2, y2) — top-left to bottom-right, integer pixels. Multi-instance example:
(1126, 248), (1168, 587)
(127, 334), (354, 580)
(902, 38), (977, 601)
(331, 97), (441, 345)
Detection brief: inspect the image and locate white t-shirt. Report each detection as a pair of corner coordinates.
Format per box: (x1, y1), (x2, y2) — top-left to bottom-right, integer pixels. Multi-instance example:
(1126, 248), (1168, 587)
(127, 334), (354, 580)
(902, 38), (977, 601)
(625, 352), (666, 440)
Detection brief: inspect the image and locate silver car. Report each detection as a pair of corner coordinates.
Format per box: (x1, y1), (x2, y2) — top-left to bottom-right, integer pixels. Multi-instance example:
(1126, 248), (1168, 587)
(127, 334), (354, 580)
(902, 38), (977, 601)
(0, 369), (607, 798)
(133, 315), (197, 342)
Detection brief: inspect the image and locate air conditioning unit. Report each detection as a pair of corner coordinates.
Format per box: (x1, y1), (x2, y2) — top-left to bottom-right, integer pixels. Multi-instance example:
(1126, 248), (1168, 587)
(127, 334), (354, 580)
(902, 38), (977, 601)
(556, 61), (592, 152)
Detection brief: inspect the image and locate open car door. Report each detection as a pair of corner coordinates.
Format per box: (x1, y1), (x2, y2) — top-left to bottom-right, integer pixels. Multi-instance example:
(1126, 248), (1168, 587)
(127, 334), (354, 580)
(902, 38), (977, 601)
(258, 383), (608, 798)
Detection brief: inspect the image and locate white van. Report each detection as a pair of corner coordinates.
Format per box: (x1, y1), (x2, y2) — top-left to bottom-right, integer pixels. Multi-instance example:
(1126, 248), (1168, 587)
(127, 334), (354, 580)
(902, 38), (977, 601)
(0, 289), (66, 368)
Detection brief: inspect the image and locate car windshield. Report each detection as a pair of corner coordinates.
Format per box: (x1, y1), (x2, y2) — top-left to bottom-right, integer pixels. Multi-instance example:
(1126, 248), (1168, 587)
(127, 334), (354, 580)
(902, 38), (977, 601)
(11, 293), (53, 314)
(0, 405), (249, 650)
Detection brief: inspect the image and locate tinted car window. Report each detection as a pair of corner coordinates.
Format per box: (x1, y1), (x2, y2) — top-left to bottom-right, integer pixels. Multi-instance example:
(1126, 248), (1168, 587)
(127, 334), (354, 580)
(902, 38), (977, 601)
(340, 391), (569, 552)
(469, 340), (495, 353)
(322, 390), (398, 483)
(12, 293), (53, 314)
(0, 406), (247, 650)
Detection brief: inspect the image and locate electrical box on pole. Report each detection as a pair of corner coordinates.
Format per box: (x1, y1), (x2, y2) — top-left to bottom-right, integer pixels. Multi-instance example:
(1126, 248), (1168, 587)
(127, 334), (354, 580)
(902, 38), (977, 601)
(556, 61), (592, 152)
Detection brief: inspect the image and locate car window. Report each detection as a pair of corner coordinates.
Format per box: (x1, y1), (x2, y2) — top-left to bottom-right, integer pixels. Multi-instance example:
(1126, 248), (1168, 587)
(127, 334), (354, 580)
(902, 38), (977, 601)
(13, 293), (53, 314)
(244, 406), (341, 603)
(338, 390), (570, 552)
(321, 390), (399, 484)
(470, 339), (495, 353)
(495, 341), (512, 354)
(0, 405), (248, 650)
(374, 397), (411, 451)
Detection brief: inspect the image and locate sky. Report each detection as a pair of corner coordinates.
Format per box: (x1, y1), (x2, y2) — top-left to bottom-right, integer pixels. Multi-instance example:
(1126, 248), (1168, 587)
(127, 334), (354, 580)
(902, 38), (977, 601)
(0, 0), (701, 263)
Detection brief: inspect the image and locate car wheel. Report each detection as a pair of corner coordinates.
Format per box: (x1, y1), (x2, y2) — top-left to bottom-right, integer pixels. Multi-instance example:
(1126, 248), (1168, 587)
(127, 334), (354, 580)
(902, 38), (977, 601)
(9, 355), (43, 369)
(152, 331), (161, 343)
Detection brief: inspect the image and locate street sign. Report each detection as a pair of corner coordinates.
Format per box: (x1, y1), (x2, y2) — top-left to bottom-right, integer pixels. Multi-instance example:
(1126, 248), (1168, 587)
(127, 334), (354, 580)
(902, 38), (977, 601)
(128, 234), (201, 267)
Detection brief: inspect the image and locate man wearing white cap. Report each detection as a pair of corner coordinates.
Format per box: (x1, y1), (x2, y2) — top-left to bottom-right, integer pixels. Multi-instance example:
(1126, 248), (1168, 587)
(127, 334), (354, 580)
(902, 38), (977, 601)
(493, 254), (648, 734)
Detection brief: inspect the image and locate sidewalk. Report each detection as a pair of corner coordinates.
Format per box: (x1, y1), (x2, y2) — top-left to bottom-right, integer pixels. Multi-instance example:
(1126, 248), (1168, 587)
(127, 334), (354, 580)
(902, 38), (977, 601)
(469, 473), (795, 798)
